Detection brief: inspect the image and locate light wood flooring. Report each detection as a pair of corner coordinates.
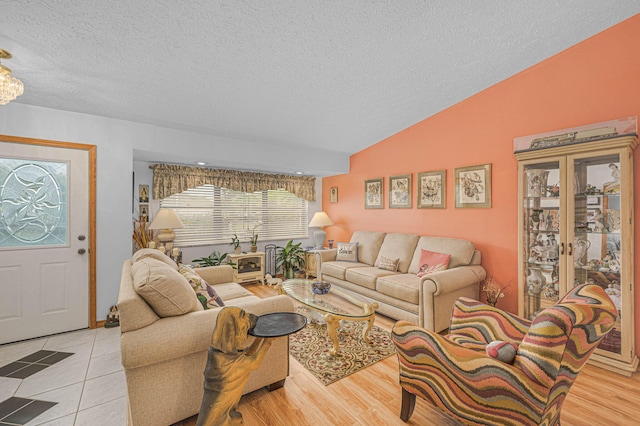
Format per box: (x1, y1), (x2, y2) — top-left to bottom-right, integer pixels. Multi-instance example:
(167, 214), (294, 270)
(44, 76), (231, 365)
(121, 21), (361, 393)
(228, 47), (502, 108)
(177, 282), (640, 425)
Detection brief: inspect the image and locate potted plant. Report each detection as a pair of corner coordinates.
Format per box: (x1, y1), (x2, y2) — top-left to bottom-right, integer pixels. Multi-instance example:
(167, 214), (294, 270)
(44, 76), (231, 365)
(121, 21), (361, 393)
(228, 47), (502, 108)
(249, 222), (262, 253)
(276, 240), (306, 279)
(230, 233), (241, 254)
(192, 251), (237, 269)
(250, 233), (258, 253)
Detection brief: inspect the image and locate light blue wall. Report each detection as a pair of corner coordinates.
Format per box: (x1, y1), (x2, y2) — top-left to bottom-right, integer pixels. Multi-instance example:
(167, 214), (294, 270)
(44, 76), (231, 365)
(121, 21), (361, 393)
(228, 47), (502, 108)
(0, 103), (341, 320)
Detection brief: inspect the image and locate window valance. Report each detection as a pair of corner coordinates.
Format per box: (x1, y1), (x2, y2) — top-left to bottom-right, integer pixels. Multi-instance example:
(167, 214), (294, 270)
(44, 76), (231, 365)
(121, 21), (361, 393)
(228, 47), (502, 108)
(150, 164), (316, 202)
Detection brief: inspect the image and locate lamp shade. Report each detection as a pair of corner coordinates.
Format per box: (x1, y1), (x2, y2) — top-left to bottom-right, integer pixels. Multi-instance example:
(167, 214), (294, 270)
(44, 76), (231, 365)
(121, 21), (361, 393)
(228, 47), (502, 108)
(308, 212), (334, 228)
(149, 209), (185, 230)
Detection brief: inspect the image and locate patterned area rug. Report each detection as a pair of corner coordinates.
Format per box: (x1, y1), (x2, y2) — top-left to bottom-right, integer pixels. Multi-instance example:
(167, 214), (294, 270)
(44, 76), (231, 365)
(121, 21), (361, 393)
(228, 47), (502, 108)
(289, 308), (396, 385)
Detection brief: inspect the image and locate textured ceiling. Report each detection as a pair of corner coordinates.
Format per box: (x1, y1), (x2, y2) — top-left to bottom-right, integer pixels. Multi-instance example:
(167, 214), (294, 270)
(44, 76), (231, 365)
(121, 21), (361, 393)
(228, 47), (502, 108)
(1, 1), (639, 168)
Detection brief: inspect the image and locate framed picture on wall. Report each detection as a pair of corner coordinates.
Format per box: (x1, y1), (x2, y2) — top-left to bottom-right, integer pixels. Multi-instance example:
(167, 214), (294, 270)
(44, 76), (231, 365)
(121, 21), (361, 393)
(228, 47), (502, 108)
(364, 178), (384, 209)
(330, 187), (338, 203)
(455, 163), (492, 208)
(139, 203), (149, 222)
(417, 170), (446, 209)
(389, 174), (412, 208)
(139, 184), (149, 202)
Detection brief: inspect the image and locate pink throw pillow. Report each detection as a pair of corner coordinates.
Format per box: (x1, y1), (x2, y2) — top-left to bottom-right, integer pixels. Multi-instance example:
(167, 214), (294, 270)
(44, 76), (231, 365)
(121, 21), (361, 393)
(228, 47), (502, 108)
(416, 249), (451, 277)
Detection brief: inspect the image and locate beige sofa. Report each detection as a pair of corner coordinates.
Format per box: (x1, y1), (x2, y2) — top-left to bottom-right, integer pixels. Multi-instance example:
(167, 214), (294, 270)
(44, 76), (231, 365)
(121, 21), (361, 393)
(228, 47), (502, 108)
(316, 231), (486, 333)
(118, 249), (293, 426)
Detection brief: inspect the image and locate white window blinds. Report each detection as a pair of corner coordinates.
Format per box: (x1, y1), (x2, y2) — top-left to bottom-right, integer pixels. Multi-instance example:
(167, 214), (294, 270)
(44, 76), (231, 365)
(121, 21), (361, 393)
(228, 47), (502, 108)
(160, 185), (308, 247)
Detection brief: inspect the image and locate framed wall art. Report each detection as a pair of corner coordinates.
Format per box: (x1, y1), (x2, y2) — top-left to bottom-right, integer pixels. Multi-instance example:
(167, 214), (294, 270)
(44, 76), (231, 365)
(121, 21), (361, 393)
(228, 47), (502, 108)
(364, 178), (384, 209)
(389, 174), (412, 208)
(455, 163), (492, 208)
(417, 170), (445, 209)
(139, 203), (149, 222)
(330, 187), (338, 203)
(139, 184), (149, 202)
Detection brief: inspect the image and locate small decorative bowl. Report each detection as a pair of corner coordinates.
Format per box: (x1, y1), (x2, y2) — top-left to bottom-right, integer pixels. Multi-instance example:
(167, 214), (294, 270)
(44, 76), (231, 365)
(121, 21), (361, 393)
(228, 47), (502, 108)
(311, 281), (331, 295)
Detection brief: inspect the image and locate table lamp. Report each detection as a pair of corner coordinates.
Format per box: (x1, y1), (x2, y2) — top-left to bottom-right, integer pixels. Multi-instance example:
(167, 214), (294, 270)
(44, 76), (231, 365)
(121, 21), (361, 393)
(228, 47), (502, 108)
(149, 208), (184, 251)
(308, 212), (334, 250)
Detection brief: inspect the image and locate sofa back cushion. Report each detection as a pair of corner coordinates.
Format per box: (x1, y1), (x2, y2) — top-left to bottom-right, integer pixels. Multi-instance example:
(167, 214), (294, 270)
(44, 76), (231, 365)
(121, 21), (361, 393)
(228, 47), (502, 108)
(409, 236), (476, 273)
(375, 233), (419, 273)
(132, 248), (178, 270)
(350, 231), (386, 266)
(131, 257), (201, 317)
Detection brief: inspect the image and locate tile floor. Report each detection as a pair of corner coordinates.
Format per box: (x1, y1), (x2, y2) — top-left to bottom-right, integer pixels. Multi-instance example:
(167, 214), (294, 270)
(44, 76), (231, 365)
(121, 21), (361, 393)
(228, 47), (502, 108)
(0, 328), (126, 426)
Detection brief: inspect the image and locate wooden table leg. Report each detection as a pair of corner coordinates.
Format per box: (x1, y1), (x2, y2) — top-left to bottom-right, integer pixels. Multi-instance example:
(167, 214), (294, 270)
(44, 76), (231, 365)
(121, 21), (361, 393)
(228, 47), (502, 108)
(325, 313), (341, 356)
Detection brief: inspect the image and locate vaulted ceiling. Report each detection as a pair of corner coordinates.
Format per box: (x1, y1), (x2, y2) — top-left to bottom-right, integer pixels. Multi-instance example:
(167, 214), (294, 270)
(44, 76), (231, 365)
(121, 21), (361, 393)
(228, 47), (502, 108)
(2, 1), (639, 171)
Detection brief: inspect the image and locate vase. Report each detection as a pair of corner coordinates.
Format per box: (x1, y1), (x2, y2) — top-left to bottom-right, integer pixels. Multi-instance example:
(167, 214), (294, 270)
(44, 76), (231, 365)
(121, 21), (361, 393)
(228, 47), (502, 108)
(525, 169), (550, 197)
(234, 247), (241, 254)
(526, 268), (546, 295)
(284, 267), (295, 280)
(250, 245), (257, 253)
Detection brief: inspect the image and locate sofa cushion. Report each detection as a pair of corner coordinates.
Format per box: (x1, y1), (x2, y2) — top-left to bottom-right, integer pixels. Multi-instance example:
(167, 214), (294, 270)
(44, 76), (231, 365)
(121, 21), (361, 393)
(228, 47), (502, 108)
(132, 248), (178, 270)
(378, 256), (400, 272)
(416, 249), (451, 277)
(376, 273), (421, 305)
(336, 242), (358, 262)
(213, 282), (257, 301)
(345, 266), (399, 290)
(375, 233), (419, 273)
(408, 236), (475, 273)
(350, 231), (386, 266)
(178, 265), (225, 309)
(131, 257), (200, 317)
(321, 261), (369, 280)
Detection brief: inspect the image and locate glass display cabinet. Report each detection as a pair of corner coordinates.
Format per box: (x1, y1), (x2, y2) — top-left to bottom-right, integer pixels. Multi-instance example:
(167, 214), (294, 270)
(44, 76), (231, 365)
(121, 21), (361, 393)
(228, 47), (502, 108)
(516, 135), (638, 376)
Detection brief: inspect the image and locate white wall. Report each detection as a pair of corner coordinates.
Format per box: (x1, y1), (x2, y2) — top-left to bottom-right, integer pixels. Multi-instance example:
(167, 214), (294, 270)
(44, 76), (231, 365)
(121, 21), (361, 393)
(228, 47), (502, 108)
(0, 103), (339, 320)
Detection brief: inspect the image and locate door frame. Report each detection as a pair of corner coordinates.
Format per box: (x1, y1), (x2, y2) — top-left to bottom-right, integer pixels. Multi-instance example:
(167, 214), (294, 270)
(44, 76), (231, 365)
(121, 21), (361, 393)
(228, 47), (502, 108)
(0, 134), (97, 328)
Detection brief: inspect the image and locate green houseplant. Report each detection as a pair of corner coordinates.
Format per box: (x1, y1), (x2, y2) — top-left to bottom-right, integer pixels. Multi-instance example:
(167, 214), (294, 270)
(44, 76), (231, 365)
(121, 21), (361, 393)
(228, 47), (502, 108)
(230, 233), (241, 254)
(276, 240), (306, 279)
(192, 251), (237, 269)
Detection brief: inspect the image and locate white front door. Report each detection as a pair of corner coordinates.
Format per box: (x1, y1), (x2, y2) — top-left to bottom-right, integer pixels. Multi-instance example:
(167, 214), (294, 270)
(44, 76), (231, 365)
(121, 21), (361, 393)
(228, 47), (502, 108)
(0, 139), (91, 344)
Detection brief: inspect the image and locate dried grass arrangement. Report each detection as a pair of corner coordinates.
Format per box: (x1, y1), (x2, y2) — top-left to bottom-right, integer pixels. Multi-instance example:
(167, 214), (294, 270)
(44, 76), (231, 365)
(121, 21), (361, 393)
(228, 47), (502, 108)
(132, 220), (153, 251)
(482, 277), (510, 307)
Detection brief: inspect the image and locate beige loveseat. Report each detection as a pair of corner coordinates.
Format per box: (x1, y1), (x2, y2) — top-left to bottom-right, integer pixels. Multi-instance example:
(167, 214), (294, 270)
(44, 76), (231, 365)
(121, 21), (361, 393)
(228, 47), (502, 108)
(316, 231), (486, 333)
(118, 249), (293, 426)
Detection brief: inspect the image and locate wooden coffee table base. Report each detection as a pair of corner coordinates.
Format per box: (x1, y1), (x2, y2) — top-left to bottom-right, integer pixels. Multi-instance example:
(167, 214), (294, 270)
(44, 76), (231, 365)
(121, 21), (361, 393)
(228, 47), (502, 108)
(324, 304), (378, 356)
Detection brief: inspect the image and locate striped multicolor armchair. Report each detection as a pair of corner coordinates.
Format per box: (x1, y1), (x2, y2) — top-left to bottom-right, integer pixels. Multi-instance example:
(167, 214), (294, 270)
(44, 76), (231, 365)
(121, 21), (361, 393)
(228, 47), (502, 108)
(391, 284), (617, 425)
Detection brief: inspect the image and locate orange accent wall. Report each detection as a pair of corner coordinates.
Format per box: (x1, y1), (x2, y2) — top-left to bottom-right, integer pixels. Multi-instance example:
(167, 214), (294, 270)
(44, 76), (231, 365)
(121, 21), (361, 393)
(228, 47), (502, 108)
(322, 15), (640, 350)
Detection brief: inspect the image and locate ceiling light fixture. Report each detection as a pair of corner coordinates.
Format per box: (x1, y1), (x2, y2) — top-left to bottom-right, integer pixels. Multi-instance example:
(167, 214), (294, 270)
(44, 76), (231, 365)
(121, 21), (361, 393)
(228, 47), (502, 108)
(0, 49), (24, 105)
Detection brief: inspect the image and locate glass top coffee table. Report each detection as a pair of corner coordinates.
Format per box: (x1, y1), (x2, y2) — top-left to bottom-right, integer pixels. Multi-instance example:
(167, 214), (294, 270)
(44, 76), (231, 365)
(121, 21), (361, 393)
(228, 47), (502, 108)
(278, 278), (379, 356)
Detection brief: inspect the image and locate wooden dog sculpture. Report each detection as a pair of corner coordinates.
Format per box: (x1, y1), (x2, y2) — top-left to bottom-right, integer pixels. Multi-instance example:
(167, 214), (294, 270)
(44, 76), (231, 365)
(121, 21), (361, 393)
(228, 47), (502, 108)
(196, 307), (272, 426)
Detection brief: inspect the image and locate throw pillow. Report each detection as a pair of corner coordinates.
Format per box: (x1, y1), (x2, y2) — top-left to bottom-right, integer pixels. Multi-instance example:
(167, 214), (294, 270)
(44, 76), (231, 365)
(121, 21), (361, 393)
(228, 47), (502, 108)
(131, 258), (200, 317)
(336, 242), (358, 262)
(417, 249), (451, 277)
(178, 265), (225, 309)
(378, 256), (400, 272)
(132, 248), (178, 270)
(486, 340), (518, 364)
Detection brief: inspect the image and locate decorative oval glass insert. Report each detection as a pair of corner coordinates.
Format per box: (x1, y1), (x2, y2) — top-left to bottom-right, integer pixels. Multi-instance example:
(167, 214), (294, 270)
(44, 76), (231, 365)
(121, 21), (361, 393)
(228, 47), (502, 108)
(1, 163), (63, 243)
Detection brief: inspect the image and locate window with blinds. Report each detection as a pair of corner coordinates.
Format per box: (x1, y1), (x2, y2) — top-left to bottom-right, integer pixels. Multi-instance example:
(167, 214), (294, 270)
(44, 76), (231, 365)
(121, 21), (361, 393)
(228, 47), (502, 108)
(160, 185), (309, 247)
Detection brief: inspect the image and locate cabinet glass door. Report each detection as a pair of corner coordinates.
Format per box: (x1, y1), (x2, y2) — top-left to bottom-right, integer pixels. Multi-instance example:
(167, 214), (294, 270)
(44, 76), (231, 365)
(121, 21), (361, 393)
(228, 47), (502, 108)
(571, 153), (623, 355)
(522, 160), (562, 320)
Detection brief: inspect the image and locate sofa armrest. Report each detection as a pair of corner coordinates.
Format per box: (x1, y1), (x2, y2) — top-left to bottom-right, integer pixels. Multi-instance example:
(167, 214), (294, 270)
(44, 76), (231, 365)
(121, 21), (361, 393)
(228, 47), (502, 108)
(121, 294), (293, 369)
(420, 265), (486, 296)
(315, 249), (337, 280)
(195, 264), (234, 284)
(418, 265), (486, 332)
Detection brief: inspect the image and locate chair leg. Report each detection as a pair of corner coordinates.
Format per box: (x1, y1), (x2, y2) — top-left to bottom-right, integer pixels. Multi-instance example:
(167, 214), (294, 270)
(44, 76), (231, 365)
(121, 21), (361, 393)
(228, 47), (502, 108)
(400, 388), (416, 422)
